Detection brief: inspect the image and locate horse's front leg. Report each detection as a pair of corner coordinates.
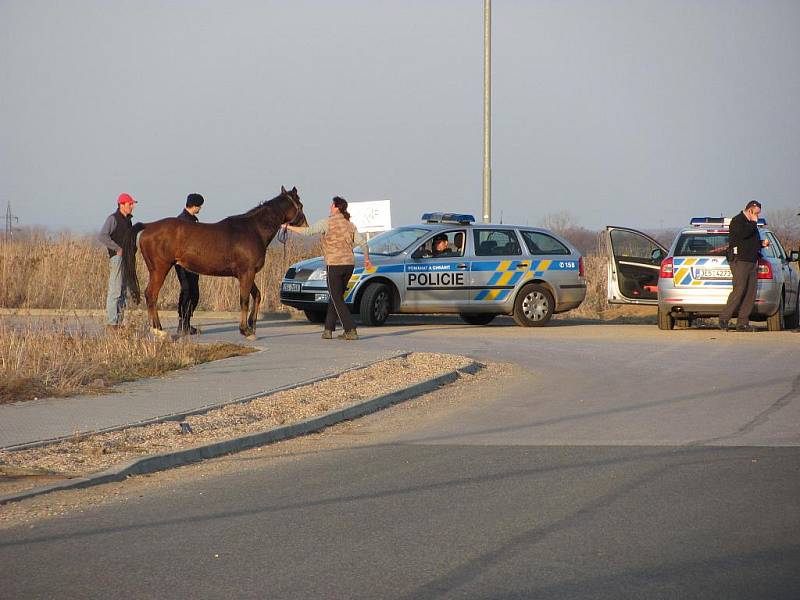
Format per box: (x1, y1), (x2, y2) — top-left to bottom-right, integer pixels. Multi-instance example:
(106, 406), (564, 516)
(239, 273), (256, 339)
(248, 282), (261, 335)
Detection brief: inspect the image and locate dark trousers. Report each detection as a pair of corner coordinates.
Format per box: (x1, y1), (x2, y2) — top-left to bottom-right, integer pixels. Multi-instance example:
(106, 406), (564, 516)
(175, 265), (200, 325)
(325, 264), (355, 332)
(720, 260), (758, 325)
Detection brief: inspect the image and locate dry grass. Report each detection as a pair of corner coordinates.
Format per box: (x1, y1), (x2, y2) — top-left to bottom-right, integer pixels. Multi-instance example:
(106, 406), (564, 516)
(562, 254), (657, 323)
(0, 315), (257, 404)
(1, 232), (650, 320)
(0, 233), (319, 312)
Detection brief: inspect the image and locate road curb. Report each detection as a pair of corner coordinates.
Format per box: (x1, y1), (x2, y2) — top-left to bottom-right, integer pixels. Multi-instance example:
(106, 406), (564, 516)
(1, 352), (411, 453)
(0, 360), (483, 506)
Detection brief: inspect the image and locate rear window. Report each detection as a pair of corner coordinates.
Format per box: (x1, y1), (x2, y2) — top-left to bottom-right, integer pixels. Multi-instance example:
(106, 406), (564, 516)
(520, 231), (570, 255)
(674, 233), (728, 257)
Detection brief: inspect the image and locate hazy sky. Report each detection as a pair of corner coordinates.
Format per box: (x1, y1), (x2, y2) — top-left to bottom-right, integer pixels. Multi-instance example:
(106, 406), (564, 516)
(2, 0), (799, 233)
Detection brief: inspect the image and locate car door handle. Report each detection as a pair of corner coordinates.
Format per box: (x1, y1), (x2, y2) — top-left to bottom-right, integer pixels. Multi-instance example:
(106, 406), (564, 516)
(457, 263), (468, 269)
(517, 262), (529, 269)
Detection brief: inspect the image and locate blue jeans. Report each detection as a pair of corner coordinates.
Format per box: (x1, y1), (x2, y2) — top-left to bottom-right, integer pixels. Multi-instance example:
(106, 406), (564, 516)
(106, 255), (127, 325)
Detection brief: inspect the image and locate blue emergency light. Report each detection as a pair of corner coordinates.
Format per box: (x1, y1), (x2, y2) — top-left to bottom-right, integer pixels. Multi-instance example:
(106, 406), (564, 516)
(690, 217), (767, 227)
(421, 212), (476, 224)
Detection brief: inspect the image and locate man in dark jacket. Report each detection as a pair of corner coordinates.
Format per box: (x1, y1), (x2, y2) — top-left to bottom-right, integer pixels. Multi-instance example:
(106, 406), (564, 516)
(176, 193), (204, 335)
(98, 193), (136, 328)
(719, 200), (769, 331)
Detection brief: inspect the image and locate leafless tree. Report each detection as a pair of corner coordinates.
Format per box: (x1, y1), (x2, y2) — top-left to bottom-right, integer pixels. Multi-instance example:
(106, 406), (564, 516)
(765, 207), (800, 251)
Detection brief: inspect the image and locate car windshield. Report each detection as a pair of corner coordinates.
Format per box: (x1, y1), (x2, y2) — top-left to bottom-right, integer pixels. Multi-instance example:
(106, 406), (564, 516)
(355, 227), (430, 256)
(674, 233), (729, 256)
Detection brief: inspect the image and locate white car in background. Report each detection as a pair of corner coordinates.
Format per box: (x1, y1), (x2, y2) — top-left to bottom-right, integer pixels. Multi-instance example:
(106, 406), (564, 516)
(605, 217), (800, 330)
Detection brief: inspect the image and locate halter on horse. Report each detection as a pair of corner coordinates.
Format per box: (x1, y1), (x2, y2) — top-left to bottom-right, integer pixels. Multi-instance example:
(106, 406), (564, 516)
(122, 186), (307, 339)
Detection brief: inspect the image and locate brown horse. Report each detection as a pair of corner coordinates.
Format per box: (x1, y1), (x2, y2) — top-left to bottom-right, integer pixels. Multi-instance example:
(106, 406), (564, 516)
(122, 186), (307, 339)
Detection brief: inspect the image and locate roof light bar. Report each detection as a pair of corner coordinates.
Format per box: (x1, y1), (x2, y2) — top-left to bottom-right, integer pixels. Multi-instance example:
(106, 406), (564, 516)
(690, 217), (731, 227)
(421, 212), (476, 224)
(690, 217), (767, 227)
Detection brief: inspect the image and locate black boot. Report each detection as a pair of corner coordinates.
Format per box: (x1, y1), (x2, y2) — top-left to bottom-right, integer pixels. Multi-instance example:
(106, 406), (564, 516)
(177, 318), (197, 336)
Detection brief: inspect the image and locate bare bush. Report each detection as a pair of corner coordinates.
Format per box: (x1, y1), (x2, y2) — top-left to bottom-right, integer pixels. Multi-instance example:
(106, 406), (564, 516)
(766, 207), (800, 252)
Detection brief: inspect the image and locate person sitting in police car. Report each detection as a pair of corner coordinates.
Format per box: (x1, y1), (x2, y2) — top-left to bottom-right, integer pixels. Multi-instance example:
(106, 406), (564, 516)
(423, 233), (456, 258)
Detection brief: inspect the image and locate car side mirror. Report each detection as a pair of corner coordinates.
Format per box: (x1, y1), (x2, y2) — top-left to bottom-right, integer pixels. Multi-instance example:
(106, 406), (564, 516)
(651, 248), (665, 263)
(790, 250), (800, 263)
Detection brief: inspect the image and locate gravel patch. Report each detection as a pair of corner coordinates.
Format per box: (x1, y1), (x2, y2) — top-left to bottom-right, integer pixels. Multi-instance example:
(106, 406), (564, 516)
(0, 353), (475, 495)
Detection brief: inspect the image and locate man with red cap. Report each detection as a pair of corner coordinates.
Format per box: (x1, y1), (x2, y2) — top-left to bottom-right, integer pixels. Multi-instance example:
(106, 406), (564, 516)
(98, 193), (136, 327)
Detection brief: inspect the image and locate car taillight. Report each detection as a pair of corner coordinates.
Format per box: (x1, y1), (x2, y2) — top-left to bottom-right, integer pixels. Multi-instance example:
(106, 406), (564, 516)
(578, 256), (584, 277)
(757, 259), (773, 279)
(659, 257), (674, 278)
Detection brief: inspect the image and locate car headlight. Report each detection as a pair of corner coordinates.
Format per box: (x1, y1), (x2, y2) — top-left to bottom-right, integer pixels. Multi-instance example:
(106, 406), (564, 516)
(307, 268), (327, 281)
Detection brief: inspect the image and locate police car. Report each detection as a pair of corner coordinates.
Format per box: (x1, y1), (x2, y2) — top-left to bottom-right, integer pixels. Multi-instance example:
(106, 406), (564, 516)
(605, 217), (800, 330)
(280, 213), (587, 327)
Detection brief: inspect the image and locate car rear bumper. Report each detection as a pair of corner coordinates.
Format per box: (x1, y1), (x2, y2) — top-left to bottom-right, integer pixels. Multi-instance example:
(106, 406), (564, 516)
(556, 283), (587, 311)
(659, 281), (780, 316)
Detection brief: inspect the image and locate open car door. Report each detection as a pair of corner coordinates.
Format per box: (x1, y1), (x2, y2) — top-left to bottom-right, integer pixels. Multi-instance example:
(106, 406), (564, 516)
(604, 227), (667, 305)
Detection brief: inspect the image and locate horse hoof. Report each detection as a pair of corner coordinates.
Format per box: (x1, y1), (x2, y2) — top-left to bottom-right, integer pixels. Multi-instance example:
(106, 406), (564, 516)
(151, 327), (169, 338)
(246, 334), (257, 341)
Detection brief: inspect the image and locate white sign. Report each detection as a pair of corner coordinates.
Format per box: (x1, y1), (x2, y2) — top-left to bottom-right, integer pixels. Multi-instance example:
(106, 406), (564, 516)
(347, 200), (392, 233)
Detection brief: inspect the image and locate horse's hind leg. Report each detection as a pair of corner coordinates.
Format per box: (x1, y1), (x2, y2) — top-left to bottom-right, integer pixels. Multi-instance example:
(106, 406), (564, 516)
(145, 265), (169, 336)
(248, 282), (261, 335)
(239, 273), (256, 339)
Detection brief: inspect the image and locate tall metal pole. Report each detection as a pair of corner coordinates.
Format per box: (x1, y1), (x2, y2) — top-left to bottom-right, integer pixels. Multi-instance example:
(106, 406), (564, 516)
(482, 0), (492, 223)
(4, 202), (19, 239)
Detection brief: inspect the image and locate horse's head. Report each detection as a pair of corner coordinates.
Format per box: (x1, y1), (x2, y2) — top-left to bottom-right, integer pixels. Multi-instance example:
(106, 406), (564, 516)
(281, 185), (308, 227)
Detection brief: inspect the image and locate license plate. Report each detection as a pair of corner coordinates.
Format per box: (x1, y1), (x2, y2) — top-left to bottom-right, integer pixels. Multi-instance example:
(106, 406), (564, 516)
(281, 282), (301, 293)
(694, 268), (731, 280)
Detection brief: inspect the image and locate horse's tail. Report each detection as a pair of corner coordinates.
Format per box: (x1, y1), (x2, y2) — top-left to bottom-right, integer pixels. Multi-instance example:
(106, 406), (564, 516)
(122, 222), (145, 304)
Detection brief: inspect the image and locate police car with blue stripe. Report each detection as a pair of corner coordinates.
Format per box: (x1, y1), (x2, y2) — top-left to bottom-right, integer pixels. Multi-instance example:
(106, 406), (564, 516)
(280, 213), (587, 327)
(605, 217), (800, 330)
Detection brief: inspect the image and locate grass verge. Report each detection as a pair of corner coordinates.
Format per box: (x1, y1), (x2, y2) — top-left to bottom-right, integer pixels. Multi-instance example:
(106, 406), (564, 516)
(0, 317), (257, 404)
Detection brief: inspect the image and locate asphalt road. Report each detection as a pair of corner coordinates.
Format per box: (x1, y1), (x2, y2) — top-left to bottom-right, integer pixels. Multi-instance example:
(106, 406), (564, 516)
(2, 316), (799, 599)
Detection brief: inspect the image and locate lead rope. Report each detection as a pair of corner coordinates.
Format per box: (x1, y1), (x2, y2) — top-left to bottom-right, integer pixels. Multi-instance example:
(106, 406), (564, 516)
(277, 224), (289, 276)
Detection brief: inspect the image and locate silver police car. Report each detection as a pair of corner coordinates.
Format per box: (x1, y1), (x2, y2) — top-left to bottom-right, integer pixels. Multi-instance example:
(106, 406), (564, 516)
(280, 212), (587, 327)
(605, 217), (800, 330)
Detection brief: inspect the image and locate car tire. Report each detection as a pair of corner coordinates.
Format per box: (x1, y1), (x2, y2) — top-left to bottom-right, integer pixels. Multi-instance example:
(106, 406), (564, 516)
(459, 313), (497, 326)
(512, 283), (554, 327)
(359, 282), (391, 326)
(784, 293), (799, 330)
(304, 309), (326, 324)
(767, 294), (785, 331)
(657, 306), (675, 330)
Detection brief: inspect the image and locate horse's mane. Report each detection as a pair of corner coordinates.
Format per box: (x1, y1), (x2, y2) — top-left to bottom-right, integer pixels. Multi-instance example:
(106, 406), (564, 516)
(234, 193), (286, 219)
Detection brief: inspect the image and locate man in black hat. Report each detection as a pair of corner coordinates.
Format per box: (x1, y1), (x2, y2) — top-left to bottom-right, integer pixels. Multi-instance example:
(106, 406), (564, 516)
(175, 193), (204, 335)
(719, 200), (769, 332)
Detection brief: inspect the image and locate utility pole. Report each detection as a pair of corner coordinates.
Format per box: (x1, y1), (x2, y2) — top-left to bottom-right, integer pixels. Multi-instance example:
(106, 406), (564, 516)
(482, 0), (492, 223)
(4, 202), (19, 239)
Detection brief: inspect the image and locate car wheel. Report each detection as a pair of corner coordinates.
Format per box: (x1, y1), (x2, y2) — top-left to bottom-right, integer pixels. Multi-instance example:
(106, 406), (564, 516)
(657, 306), (675, 330)
(359, 282), (391, 326)
(303, 309), (326, 324)
(784, 293), (799, 330)
(512, 283), (554, 327)
(459, 313), (497, 326)
(767, 294), (785, 331)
